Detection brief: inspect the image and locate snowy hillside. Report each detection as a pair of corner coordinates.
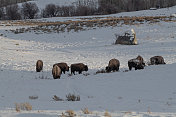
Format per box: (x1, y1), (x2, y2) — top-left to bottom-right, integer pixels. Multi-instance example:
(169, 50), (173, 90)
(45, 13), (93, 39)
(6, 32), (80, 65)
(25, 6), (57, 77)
(0, 3), (176, 117)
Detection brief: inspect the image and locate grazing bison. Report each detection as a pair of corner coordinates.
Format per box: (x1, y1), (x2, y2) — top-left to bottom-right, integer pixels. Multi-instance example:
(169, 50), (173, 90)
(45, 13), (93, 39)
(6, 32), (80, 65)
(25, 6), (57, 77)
(52, 65), (61, 79)
(36, 60), (43, 72)
(150, 56), (166, 65)
(53, 62), (69, 74)
(106, 59), (120, 72)
(136, 55), (145, 66)
(71, 63), (88, 75)
(128, 59), (144, 70)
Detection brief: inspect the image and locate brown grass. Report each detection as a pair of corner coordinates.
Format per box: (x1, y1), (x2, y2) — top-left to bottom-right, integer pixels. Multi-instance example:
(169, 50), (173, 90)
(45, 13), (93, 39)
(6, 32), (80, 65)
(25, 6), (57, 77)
(53, 95), (64, 101)
(15, 103), (32, 112)
(7, 16), (176, 34)
(66, 93), (80, 101)
(104, 111), (111, 117)
(65, 110), (76, 117)
(81, 108), (92, 114)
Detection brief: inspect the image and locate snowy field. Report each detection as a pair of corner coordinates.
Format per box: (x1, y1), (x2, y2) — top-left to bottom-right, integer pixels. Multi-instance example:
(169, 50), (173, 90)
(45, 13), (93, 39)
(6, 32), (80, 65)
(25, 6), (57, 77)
(0, 4), (176, 117)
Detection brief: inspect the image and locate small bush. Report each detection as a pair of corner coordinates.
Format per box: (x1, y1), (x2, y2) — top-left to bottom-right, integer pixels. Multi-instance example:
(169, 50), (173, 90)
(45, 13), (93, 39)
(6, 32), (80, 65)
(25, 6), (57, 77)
(29, 96), (38, 100)
(6, 4), (21, 20)
(66, 93), (80, 101)
(60, 110), (76, 117)
(95, 69), (106, 74)
(21, 2), (39, 19)
(15, 103), (32, 112)
(35, 75), (51, 80)
(0, 8), (4, 19)
(53, 95), (64, 101)
(104, 111), (111, 117)
(81, 108), (92, 114)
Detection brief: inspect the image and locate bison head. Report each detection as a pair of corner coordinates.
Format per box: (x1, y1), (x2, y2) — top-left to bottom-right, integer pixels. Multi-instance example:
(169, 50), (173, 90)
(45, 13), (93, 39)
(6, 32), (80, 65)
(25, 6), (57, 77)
(84, 65), (88, 71)
(106, 66), (111, 72)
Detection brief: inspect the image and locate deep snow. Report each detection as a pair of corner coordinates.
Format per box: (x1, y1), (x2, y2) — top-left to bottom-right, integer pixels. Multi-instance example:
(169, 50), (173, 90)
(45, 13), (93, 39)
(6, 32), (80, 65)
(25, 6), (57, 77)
(0, 3), (176, 117)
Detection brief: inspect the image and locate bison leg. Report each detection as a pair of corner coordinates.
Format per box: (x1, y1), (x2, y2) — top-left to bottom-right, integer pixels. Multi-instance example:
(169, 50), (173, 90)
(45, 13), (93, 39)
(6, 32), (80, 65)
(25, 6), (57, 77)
(71, 70), (75, 75)
(79, 71), (82, 74)
(63, 70), (66, 74)
(116, 67), (119, 71)
(129, 66), (132, 70)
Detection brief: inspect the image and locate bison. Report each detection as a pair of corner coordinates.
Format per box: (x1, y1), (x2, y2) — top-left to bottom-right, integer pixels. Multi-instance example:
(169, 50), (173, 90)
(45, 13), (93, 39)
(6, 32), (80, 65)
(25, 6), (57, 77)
(128, 59), (144, 70)
(52, 65), (61, 79)
(150, 56), (166, 65)
(106, 59), (120, 72)
(36, 60), (43, 72)
(136, 55), (145, 66)
(53, 62), (69, 74)
(71, 63), (88, 75)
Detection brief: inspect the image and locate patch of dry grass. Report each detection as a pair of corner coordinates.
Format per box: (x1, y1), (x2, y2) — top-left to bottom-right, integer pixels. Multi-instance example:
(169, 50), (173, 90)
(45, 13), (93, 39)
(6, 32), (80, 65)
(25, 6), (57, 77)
(53, 95), (64, 101)
(104, 111), (111, 117)
(81, 108), (92, 114)
(66, 93), (80, 101)
(15, 103), (32, 112)
(7, 16), (175, 34)
(60, 110), (76, 117)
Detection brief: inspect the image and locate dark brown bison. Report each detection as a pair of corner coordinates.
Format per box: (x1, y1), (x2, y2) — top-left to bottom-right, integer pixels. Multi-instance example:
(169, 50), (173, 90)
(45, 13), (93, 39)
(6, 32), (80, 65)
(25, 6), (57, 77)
(136, 55), (145, 66)
(71, 63), (88, 75)
(128, 59), (145, 70)
(53, 62), (69, 74)
(150, 56), (166, 65)
(36, 60), (43, 72)
(106, 59), (120, 72)
(52, 65), (61, 79)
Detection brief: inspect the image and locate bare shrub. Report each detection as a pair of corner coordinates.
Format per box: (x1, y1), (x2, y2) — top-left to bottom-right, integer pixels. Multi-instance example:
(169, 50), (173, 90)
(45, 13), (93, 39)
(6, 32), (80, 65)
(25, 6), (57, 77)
(95, 69), (106, 74)
(35, 75), (51, 80)
(29, 96), (38, 100)
(53, 95), (64, 101)
(21, 2), (39, 19)
(15, 103), (32, 112)
(42, 4), (57, 18)
(6, 4), (21, 20)
(65, 110), (76, 117)
(0, 8), (4, 19)
(60, 110), (76, 117)
(104, 111), (111, 117)
(83, 73), (90, 76)
(81, 108), (92, 114)
(66, 93), (80, 101)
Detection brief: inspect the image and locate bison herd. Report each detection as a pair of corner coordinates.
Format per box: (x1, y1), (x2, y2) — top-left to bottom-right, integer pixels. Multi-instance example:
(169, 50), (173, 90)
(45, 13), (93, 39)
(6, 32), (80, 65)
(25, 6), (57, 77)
(36, 55), (166, 79)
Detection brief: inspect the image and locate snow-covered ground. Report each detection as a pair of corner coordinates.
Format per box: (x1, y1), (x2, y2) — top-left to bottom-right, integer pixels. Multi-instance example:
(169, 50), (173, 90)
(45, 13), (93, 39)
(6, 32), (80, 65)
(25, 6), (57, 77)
(0, 4), (176, 117)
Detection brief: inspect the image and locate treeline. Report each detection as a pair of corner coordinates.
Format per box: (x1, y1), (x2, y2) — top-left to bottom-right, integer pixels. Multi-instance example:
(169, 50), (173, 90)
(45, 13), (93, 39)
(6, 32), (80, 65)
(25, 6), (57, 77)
(98, 0), (176, 14)
(1, 0), (176, 20)
(0, 2), (39, 20)
(0, 0), (31, 7)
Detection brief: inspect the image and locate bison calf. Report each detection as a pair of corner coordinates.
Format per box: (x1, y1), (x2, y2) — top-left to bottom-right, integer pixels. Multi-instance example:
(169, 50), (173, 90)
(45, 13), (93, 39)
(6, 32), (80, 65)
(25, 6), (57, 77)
(71, 63), (88, 75)
(36, 60), (43, 72)
(106, 59), (120, 72)
(128, 59), (144, 70)
(53, 62), (69, 74)
(52, 65), (61, 79)
(150, 56), (166, 65)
